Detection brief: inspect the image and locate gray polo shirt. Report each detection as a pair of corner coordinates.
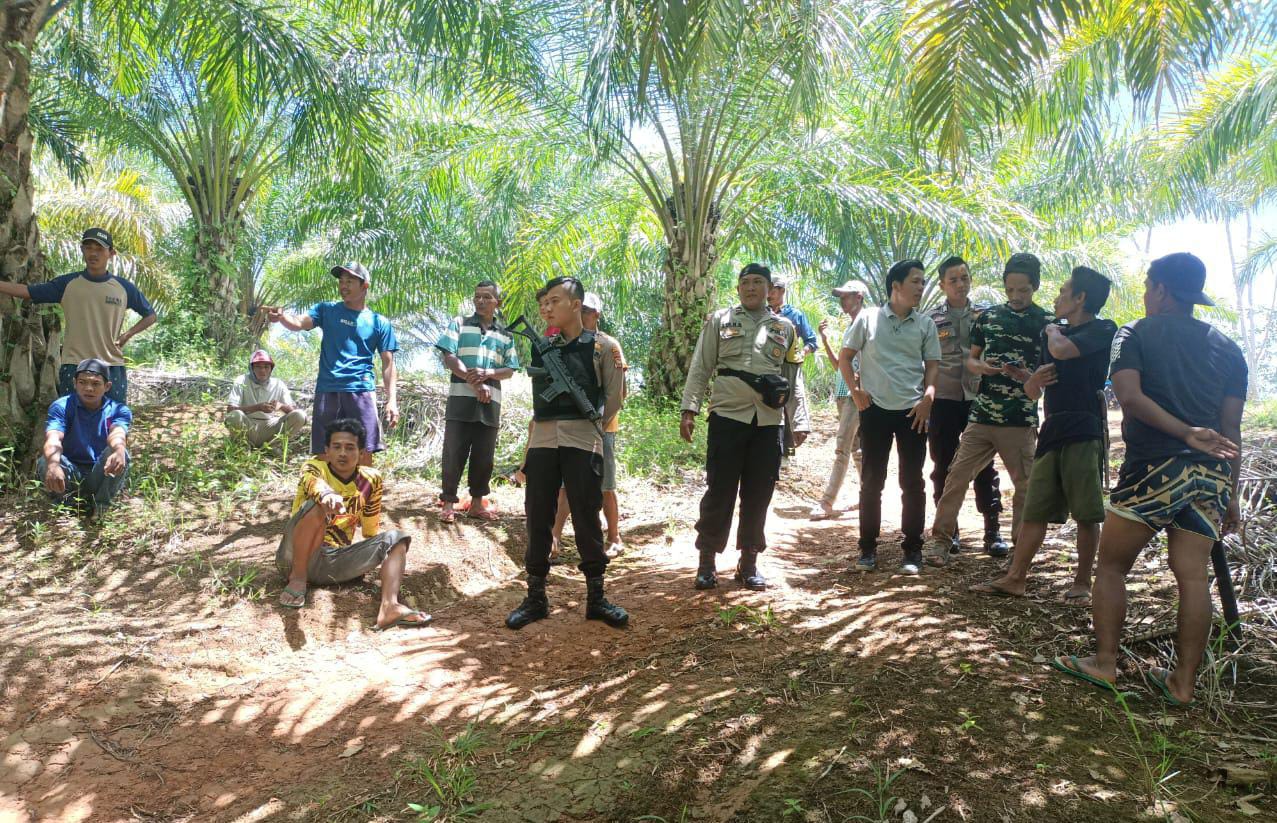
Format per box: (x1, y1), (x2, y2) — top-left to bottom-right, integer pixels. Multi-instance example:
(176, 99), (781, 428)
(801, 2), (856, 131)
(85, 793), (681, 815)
(842, 306), (941, 411)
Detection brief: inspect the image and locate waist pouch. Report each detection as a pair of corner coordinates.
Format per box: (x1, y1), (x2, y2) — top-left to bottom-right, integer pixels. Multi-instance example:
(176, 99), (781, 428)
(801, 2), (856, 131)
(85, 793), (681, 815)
(718, 368), (790, 409)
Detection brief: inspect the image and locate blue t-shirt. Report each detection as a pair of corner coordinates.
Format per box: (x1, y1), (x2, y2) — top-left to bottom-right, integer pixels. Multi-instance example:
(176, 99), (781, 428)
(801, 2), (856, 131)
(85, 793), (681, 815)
(46, 394), (133, 468)
(308, 302), (399, 393)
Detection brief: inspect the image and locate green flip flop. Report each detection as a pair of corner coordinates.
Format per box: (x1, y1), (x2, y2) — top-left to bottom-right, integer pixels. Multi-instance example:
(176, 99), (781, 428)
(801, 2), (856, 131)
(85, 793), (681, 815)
(1051, 655), (1121, 693)
(1144, 667), (1195, 707)
(374, 610), (433, 632)
(279, 587), (307, 609)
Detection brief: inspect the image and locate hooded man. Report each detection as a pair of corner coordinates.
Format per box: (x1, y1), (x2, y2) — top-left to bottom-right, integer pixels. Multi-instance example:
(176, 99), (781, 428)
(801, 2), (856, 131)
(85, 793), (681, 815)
(225, 350), (307, 447)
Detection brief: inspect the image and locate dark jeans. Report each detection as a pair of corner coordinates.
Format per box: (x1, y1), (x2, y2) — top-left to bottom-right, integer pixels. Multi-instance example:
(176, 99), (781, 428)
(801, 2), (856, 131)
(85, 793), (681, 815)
(694, 413), (782, 555)
(439, 419), (499, 503)
(928, 398), (1001, 515)
(58, 364), (127, 404)
(525, 446), (606, 578)
(35, 452), (130, 510)
(858, 404), (927, 554)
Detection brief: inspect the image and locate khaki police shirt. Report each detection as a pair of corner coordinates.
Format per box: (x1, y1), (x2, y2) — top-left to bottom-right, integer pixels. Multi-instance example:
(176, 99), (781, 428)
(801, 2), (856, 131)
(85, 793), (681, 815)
(528, 331), (625, 454)
(927, 300), (985, 402)
(681, 305), (795, 427)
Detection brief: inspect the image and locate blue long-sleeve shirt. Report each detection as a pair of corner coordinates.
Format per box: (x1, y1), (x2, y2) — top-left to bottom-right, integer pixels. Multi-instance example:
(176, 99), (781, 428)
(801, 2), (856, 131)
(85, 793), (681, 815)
(779, 304), (818, 352)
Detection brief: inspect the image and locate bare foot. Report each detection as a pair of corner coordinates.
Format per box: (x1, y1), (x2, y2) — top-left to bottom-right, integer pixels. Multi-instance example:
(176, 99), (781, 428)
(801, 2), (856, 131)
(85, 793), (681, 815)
(969, 576), (1026, 597)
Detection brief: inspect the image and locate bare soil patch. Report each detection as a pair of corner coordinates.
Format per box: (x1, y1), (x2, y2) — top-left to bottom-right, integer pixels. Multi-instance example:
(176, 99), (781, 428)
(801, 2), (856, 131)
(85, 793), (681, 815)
(1, 404), (1274, 821)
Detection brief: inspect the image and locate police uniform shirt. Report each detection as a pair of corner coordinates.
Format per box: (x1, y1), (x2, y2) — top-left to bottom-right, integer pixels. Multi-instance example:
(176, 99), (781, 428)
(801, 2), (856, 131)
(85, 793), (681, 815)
(927, 300), (985, 401)
(681, 306), (795, 427)
(527, 331), (625, 454)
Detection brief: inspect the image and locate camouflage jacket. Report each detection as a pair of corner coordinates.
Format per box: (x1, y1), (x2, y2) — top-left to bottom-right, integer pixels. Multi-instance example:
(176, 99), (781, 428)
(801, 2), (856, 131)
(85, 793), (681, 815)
(969, 302), (1054, 427)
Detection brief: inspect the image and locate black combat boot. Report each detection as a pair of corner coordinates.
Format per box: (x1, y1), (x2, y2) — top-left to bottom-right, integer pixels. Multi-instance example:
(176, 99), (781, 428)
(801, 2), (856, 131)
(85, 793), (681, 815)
(505, 575), (549, 630)
(694, 548), (718, 590)
(983, 514), (1010, 558)
(585, 576), (629, 628)
(735, 548), (767, 590)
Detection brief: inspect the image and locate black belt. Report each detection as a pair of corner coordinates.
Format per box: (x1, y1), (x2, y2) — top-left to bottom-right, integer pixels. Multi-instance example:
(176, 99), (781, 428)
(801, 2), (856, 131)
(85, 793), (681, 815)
(717, 368), (764, 381)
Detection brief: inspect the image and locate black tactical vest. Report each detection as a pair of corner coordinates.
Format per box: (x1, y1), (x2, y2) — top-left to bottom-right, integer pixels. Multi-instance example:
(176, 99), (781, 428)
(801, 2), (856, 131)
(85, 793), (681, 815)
(531, 330), (604, 421)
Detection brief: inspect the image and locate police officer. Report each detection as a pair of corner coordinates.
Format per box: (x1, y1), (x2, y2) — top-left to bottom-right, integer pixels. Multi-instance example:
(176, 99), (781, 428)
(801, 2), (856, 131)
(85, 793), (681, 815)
(506, 276), (628, 630)
(680, 263), (805, 591)
(925, 256), (1005, 554)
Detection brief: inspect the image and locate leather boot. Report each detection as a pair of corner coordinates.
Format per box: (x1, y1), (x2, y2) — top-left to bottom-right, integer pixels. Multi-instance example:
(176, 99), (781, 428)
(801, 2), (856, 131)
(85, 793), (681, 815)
(983, 514), (1010, 558)
(585, 576), (629, 628)
(735, 549), (767, 590)
(505, 575), (549, 630)
(694, 548), (718, 590)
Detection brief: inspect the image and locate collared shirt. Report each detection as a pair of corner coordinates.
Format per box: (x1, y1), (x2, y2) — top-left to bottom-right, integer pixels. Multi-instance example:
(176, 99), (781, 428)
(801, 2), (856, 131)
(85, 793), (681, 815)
(970, 302), (1053, 427)
(28, 270), (155, 365)
(528, 332), (625, 453)
(927, 300), (986, 401)
(682, 305), (795, 426)
(842, 306), (941, 411)
(595, 331), (628, 433)
(308, 302), (398, 393)
(434, 313), (521, 427)
(228, 374), (296, 421)
(291, 459), (383, 546)
(46, 393), (132, 468)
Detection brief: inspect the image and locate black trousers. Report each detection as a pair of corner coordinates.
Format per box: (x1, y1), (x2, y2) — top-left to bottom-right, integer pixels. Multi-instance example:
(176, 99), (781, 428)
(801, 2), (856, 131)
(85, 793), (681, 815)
(858, 403), (928, 554)
(439, 419), (499, 503)
(525, 446), (606, 578)
(928, 399), (1001, 515)
(695, 413), (782, 555)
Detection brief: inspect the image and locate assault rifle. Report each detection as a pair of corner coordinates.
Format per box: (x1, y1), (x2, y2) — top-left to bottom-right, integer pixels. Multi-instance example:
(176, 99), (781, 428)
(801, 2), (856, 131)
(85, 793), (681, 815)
(504, 315), (604, 439)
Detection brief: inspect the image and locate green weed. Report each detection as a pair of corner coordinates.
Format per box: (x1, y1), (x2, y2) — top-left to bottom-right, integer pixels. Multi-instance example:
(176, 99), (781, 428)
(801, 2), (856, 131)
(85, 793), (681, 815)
(956, 710), (982, 733)
(207, 560), (266, 601)
(834, 762), (903, 822)
(401, 725), (491, 822)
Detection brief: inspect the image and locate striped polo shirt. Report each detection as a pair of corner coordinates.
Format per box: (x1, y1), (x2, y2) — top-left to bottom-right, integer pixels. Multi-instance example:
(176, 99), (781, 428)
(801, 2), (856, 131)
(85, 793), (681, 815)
(434, 313), (521, 427)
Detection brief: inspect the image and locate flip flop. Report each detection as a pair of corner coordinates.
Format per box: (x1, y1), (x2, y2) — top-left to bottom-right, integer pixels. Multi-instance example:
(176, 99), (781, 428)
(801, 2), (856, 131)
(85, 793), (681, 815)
(279, 587), (307, 609)
(440, 510), (456, 524)
(468, 506), (498, 521)
(374, 610), (433, 632)
(1144, 667), (1195, 707)
(1063, 590), (1092, 605)
(1051, 655), (1120, 693)
(969, 581), (1025, 597)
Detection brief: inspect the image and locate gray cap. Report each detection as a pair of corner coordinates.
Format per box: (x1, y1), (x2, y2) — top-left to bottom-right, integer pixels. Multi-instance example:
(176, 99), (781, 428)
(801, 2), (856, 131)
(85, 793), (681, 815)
(330, 261), (370, 283)
(832, 279), (870, 296)
(582, 292), (603, 313)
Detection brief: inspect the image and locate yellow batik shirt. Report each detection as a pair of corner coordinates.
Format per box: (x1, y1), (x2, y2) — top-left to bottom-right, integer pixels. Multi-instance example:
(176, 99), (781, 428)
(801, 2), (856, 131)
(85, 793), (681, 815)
(291, 458), (384, 546)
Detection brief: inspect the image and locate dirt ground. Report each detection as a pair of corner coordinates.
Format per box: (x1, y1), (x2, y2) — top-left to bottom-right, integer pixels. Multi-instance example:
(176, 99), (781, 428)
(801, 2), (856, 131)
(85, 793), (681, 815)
(1, 403), (1275, 822)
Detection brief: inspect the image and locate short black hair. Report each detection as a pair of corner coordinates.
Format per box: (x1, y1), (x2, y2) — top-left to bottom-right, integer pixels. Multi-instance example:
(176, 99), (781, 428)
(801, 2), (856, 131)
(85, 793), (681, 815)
(1003, 252), (1042, 290)
(886, 259), (924, 294)
(739, 262), (772, 281)
(325, 417), (367, 449)
(475, 279), (501, 300)
(937, 256), (967, 280)
(1069, 266), (1111, 314)
(543, 276), (585, 301)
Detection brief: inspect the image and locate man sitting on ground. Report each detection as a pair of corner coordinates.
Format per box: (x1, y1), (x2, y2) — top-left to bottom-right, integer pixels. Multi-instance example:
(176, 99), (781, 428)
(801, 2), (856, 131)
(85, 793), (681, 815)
(37, 358), (132, 518)
(971, 266), (1117, 602)
(1053, 253), (1245, 706)
(224, 349), (306, 448)
(277, 418), (430, 630)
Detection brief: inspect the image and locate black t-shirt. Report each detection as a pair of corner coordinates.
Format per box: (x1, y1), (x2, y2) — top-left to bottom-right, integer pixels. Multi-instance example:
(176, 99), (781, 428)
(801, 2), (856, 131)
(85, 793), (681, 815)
(1109, 315), (1248, 464)
(1037, 318), (1118, 456)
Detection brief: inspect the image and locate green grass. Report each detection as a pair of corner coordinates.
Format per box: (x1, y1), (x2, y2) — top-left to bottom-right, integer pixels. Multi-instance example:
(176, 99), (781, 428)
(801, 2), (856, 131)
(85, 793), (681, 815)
(615, 395), (706, 484)
(1244, 398), (1277, 430)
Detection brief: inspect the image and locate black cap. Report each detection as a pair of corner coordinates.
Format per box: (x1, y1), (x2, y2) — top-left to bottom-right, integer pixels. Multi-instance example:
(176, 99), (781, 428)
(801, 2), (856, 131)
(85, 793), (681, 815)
(1003, 252), (1041, 288)
(739, 263), (772, 283)
(81, 228), (113, 249)
(1149, 252), (1214, 306)
(330, 261), (370, 283)
(75, 358), (110, 380)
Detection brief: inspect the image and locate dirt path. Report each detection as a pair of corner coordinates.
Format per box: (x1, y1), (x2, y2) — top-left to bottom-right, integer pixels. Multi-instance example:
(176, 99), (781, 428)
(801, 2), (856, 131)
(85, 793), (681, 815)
(1, 406), (1274, 822)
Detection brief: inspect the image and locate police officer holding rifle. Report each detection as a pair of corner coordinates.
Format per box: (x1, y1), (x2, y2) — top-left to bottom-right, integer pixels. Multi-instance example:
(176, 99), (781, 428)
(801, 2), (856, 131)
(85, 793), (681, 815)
(503, 277), (629, 630)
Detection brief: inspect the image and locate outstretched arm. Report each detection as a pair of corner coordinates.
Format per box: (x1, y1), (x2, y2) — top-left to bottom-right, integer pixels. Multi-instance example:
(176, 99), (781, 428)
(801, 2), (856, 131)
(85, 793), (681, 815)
(0, 281), (32, 300)
(267, 308), (315, 331)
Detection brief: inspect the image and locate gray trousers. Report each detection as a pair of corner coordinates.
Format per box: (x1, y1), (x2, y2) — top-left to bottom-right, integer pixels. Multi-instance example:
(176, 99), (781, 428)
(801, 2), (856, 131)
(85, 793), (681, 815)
(226, 409), (307, 447)
(820, 396), (863, 507)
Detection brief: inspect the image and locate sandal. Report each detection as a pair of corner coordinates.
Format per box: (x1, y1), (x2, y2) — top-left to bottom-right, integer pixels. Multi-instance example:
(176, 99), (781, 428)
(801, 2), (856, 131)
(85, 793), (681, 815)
(1144, 667), (1195, 707)
(279, 586), (307, 609)
(1051, 655), (1120, 693)
(374, 610), (433, 631)
(440, 509), (456, 524)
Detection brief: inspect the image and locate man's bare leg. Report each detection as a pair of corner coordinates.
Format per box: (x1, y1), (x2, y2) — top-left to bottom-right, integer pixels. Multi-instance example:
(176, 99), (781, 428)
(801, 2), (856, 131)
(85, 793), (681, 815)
(1067, 522), (1100, 601)
(1163, 529), (1214, 703)
(550, 486), (567, 559)
(603, 490), (620, 545)
(972, 521), (1049, 596)
(1071, 512), (1154, 683)
(282, 505), (326, 607)
(376, 540), (429, 627)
